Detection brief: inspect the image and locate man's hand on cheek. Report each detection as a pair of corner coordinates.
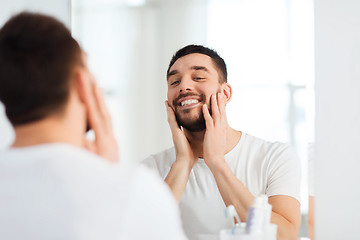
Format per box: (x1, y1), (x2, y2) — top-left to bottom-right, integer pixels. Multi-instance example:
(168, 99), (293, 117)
(165, 101), (197, 167)
(82, 76), (118, 162)
(202, 92), (227, 170)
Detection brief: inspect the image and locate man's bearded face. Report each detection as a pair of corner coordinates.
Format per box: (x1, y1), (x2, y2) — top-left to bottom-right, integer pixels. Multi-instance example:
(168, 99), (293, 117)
(172, 92), (210, 132)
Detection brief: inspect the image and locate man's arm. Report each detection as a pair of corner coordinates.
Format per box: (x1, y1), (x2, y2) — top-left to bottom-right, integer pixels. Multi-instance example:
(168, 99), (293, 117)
(202, 93), (301, 240)
(163, 101), (197, 202)
(269, 195), (301, 240)
(308, 196), (314, 240)
(211, 163), (300, 239)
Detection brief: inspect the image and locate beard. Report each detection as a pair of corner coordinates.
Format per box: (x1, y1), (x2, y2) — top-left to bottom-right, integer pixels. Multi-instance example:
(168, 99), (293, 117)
(175, 107), (206, 132)
(173, 93), (209, 132)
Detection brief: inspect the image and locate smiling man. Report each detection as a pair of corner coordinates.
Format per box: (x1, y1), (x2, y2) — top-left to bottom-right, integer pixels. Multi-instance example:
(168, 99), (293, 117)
(143, 45), (301, 240)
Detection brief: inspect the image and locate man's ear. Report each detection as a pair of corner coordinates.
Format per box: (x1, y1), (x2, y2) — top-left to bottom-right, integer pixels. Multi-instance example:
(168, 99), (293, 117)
(221, 82), (232, 104)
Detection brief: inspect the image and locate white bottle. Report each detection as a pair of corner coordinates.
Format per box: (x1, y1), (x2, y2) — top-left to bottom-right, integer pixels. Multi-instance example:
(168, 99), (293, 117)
(245, 195), (272, 234)
(261, 195), (272, 229)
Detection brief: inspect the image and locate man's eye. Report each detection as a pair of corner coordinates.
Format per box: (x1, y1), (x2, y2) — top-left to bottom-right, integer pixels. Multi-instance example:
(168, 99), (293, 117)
(194, 77), (204, 80)
(171, 80), (180, 86)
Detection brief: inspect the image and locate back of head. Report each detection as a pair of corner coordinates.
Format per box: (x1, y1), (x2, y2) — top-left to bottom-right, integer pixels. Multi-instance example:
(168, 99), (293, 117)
(0, 12), (82, 126)
(167, 44), (228, 83)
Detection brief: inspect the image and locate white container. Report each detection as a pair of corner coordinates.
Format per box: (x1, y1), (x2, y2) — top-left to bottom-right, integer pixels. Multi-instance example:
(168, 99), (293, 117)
(220, 195), (277, 240)
(219, 224), (277, 240)
(246, 195), (272, 234)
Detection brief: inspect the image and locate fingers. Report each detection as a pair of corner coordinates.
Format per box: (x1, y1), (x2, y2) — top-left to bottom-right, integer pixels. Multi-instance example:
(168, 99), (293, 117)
(90, 73), (110, 128)
(165, 101), (181, 132)
(84, 73), (112, 139)
(202, 104), (213, 129)
(209, 93), (221, 127)
(211, 93), (220, 121)
(82, 75), (101, 134)
(94, 87), (113, 133)
(165, 100), (194, 161)
(204, 92), (227, 128)
(81, 71), (118, 162)
(218, 92), (226, 115)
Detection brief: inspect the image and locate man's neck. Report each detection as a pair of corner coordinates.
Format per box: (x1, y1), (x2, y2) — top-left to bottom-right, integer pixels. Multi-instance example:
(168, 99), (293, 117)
(183, 126), (242, 159)
(12, 116), (84, 148)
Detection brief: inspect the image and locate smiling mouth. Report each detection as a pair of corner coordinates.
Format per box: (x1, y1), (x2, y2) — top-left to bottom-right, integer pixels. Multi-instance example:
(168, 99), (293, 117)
(180, 99), (199, 107)
(173, 93), (206, 110)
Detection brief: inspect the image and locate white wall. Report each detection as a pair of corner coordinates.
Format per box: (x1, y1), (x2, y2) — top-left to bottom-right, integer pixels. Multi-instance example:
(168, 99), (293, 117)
(315, 0), (360, 239)
(0, 0), (70, 149)
(131, 0), (209, 161)
(72, 0), (209, 162)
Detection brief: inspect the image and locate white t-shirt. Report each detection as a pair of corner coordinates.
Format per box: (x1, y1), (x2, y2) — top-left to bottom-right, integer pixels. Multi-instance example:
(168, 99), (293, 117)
(0, 143), (187, 240)
(142, 133), (301, 240)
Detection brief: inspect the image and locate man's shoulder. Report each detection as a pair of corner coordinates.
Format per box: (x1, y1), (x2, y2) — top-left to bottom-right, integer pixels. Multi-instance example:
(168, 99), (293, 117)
(142, 147), (176, 165)
(0, 143), (131, 181)
(241, 133), (292, 153)
(0, 143), (101, 164)
(141, 147), (176, 177)
(234, 133), (298, 167)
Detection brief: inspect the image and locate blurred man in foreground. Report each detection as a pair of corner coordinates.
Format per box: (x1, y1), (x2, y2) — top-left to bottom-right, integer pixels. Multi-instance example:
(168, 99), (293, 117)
(0, 12), (186, 240)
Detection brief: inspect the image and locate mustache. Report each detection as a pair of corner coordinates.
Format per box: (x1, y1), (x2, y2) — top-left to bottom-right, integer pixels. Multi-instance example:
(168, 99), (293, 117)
(173, 93), (206, 107)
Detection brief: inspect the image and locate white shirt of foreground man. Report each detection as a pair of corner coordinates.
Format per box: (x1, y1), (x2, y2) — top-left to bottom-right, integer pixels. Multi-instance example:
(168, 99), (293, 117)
(0, 12), (186, 240)
(0, 144), (186, 240)
(142, 45), (301, 240)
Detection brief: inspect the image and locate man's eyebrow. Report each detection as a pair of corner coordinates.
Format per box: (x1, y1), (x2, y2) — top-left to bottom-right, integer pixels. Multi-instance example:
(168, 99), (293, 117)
(167, 70), (179, 78)
(167, 66), (209, 79)
(191, 66), (209, 72)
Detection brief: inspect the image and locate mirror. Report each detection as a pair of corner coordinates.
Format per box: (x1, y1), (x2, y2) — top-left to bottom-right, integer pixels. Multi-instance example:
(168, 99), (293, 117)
(0, 0), (315, 238)
(0, 0), (314, 236)
(72, 0), (314, 238)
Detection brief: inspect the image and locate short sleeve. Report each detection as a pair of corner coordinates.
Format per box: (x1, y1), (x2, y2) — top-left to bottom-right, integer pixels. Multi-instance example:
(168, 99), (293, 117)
(141, 149), (176, 179)
(265, 144), (301, 202)
(142, 155), (158, 171)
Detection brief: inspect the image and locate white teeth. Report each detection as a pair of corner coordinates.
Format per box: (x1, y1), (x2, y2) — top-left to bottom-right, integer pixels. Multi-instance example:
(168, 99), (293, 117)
(180, 99), (199, 106)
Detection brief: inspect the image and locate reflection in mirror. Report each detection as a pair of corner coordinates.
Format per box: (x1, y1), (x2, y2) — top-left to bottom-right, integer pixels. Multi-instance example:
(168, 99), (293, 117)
(72, 0), (314, 238)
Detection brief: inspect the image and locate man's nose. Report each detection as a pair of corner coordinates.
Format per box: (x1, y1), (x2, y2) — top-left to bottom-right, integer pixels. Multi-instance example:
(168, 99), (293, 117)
(179, 77), (193, 93)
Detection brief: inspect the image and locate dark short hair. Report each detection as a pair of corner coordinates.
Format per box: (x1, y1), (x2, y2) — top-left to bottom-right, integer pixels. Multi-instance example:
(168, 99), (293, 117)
(167, 44), (227, 83)
(0, 12), (82, 126)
